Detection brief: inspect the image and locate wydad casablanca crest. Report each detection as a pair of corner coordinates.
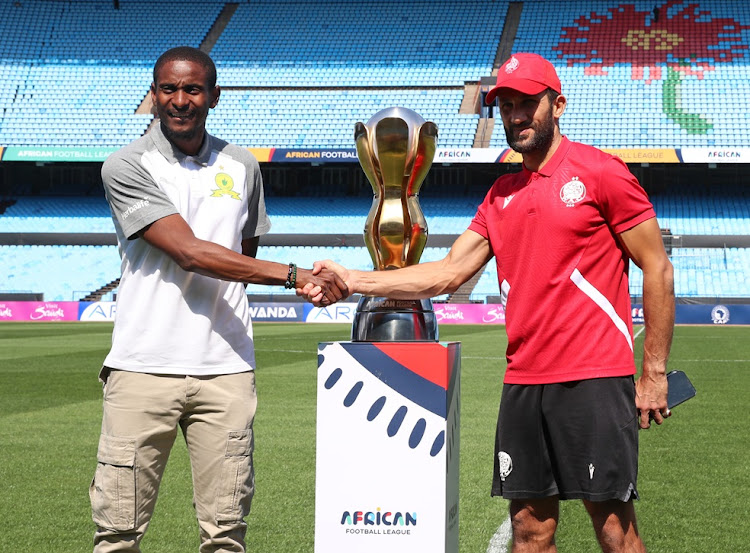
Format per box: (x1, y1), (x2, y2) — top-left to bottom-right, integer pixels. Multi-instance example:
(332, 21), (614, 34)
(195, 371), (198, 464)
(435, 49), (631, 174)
(351, 107), (439, 342)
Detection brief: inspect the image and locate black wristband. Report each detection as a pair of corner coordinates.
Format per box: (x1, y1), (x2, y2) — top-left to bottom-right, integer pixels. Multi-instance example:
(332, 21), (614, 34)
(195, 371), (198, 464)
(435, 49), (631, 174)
(284, 262), (297, 289)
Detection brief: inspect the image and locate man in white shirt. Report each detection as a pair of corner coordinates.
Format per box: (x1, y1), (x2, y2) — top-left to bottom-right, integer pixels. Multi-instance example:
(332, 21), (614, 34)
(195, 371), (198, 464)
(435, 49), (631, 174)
(90, 46), (346, 553)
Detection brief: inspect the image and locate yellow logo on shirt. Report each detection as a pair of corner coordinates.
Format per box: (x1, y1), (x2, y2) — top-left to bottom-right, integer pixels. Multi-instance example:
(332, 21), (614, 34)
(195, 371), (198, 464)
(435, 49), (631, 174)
(211, 173), (241, 200)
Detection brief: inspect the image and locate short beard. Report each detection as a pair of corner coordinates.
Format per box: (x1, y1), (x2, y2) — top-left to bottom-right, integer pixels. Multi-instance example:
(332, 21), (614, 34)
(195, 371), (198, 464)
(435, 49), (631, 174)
(160, 121), (201, 143)
(504, 107), (556, 154)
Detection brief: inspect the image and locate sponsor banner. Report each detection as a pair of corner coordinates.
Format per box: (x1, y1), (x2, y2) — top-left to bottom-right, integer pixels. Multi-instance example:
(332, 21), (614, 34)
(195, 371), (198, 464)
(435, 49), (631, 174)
(416, 148), (687, 165)
(435, 148), (506, 163)
(304, 303), (506, 324)
(270, 148), (360, 163)
(77, 301), (305, 323)
(674, 304), (750, 325)
(603, 148), (681, 164)
(4, 301), (749, 325)
(247, 302), (304, 322)
(305, 303), (359, 323)
(679, 148), (750, 164)
(3, 145), (749, 164)
(79, 301), (117, 321)
(632, 304), (750, 325)
(307, 303), (750, 326)
(2, 146), (118, 162)
(0, 301), (79, 321)
(434, 304), (505, 324)
(315, 341), (460, 553)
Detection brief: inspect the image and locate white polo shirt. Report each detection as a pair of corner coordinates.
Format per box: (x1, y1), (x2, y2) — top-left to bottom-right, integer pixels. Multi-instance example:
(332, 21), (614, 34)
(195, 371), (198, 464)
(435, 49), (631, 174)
(101, 125), (271, 375)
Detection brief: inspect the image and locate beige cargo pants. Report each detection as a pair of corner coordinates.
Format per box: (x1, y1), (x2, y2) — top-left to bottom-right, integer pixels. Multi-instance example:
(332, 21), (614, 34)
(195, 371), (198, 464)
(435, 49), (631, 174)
(89, 369), (257, 553)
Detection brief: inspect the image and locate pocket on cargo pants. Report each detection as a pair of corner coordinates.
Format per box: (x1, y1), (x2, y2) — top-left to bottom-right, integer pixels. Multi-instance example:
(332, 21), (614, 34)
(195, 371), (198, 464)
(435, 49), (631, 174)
(90, 435), (137, 531)
(216, 429), (255, 523)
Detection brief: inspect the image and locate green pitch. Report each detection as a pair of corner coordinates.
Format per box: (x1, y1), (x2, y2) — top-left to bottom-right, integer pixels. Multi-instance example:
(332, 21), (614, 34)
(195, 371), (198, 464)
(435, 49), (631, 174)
(0, 322), (747, 552)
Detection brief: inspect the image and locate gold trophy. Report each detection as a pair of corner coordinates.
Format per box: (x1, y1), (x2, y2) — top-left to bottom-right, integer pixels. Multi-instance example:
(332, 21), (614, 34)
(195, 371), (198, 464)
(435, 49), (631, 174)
(351, 107), (439, 342)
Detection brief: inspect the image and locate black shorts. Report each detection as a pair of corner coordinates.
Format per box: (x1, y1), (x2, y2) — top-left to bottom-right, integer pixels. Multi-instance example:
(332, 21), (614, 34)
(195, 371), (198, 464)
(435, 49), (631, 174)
(492, 376), (639, 502)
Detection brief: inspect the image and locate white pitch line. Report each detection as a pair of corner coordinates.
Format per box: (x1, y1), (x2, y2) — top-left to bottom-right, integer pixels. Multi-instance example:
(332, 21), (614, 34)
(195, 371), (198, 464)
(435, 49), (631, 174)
(634, 326), (646, 340)
(486, 515), (512, 553)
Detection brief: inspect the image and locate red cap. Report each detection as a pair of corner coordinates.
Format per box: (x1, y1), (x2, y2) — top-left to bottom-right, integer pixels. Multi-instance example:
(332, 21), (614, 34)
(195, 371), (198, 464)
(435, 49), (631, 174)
(485, 53), (561, 104)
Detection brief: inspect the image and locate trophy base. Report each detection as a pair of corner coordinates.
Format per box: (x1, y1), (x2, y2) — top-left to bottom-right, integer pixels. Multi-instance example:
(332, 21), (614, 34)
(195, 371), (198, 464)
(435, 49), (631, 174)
(351, 296), (438, 342)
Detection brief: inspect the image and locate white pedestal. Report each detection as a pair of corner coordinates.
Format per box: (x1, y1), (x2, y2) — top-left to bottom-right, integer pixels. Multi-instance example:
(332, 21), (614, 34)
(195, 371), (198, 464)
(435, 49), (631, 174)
(315, 341), (461, 553)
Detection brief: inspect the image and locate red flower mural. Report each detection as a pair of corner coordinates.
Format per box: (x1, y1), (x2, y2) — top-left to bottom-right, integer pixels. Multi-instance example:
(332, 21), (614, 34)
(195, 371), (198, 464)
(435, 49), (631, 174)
(553, 1), (750, 134)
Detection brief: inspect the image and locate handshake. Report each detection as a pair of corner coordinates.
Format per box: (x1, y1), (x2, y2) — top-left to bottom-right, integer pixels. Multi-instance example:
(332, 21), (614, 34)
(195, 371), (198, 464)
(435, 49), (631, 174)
(297, 257), (441, 342)
(296, 260), (353, 307)
(293, 238), (474, 309)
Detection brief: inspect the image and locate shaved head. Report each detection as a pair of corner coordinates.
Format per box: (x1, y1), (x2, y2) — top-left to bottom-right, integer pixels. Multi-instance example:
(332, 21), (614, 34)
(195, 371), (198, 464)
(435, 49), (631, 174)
(153, 46), (217, 88)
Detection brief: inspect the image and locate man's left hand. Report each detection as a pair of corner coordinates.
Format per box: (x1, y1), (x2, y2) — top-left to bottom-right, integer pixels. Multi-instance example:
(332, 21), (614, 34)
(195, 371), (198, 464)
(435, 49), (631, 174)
(635, 370), (670, 429)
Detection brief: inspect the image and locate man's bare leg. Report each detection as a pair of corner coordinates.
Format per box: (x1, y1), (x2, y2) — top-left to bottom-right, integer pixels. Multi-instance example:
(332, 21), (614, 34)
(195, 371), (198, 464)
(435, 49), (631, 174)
(510, 497), (559, 553)
(583, 499), (646, 553)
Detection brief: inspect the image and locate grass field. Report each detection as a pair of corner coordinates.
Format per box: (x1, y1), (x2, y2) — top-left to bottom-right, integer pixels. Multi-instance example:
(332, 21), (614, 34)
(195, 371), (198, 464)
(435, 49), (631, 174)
(0, 322), (748, 553)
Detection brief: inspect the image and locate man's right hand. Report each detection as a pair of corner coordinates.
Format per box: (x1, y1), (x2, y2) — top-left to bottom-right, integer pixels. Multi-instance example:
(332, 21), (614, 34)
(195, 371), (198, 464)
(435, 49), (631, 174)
(297, 260), (351, 306)
(296, 262), (350, 306)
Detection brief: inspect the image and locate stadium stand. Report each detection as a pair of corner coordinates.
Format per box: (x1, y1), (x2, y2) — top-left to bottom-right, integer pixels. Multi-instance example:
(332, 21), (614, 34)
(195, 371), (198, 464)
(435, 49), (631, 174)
(0, 0), (748, 303)
(1, 0), (747, 150)
(0, 1), (223, 148)
(211, 1), (506, 86)
(2, 189), (747, 301)
(209, 89), (478, 149)
(3, 244), (121, 301)
(0, 197), (114, 233)
(491, 0), (750, 148)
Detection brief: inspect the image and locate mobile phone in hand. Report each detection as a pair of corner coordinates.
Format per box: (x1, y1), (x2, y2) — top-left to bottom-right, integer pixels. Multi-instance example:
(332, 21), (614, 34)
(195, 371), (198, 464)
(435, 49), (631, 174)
(667, 370), (696, 409)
